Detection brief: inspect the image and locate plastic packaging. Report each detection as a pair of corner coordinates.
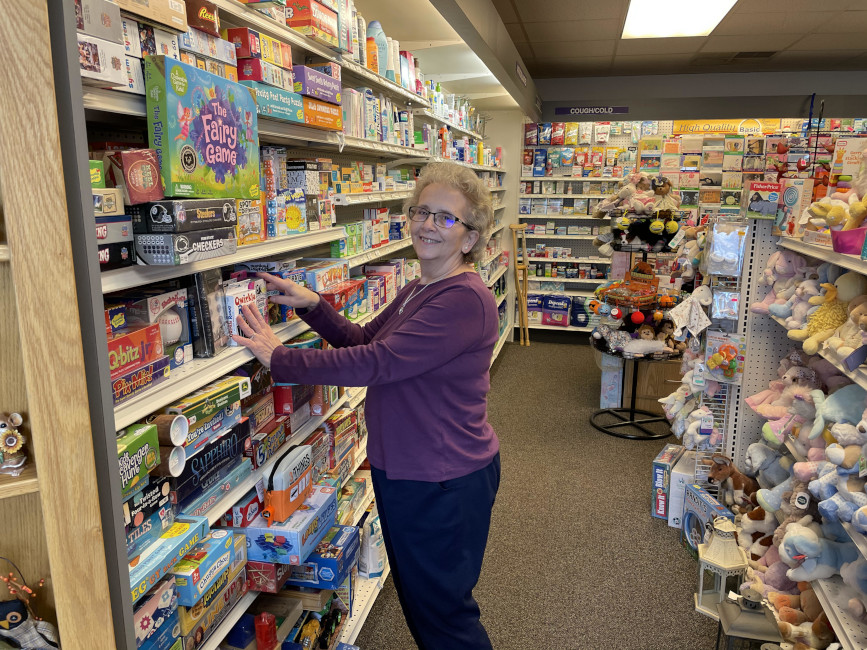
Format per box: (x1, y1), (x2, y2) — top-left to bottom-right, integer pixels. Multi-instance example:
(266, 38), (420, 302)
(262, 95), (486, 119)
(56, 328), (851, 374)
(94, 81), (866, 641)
(705, 221), (750, 277)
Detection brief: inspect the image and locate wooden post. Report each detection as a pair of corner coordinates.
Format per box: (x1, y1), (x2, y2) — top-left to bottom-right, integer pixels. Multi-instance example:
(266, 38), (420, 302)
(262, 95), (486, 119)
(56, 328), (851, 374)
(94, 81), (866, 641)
(0, 0), (115, 645)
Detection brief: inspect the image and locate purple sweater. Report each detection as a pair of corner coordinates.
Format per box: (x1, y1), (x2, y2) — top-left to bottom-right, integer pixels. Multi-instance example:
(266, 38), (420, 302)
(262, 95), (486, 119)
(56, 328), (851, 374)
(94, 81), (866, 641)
(269, 271), (500, 481)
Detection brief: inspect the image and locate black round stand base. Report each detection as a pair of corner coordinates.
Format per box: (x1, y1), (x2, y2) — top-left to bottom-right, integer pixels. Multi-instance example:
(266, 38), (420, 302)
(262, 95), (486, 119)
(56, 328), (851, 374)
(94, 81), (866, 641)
(590, 408), (673, 440)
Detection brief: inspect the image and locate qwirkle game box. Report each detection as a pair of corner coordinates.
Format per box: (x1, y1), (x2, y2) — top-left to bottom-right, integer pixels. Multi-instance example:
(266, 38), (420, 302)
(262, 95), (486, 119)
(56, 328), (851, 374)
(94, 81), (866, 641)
(145, 56), (260, 200)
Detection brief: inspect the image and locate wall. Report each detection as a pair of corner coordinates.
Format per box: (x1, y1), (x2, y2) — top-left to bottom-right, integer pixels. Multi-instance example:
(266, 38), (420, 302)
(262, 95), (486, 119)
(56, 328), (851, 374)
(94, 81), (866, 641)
(537, 70), (866, 122)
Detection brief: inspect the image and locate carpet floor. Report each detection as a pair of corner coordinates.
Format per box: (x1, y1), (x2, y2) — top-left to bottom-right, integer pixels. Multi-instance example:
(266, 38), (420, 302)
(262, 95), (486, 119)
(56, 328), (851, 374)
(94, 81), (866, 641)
(354, 340), (718, 649)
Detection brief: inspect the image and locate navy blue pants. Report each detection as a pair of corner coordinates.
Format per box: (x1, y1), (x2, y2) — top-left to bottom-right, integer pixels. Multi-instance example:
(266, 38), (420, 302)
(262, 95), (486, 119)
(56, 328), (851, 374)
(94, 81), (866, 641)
(370, 453), (501, 650)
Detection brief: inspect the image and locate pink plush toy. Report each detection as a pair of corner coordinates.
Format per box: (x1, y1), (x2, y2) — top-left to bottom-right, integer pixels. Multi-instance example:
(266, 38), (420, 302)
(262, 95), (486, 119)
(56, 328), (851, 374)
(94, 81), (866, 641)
(750, 251), (809, 315)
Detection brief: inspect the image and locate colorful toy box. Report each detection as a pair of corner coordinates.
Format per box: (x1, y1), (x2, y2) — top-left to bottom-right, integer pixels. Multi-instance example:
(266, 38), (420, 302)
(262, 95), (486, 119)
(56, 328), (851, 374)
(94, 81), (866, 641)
(133, 577), (177, 648)
(144, 56), (260, 200)
(237, 57), (286, 89)
(95, 215), (133, 246)
(242, 390), (275, 434)
(130, 515), (209, 605)
(285, 0), (339, 48)
(235, 198), (265, 245)
(166, 375), (252, 451)
(231, 485), (338, 565)
(272, 384), (315, 415)
(303, 96), (343, 131)
(293, 66), (341, 104)
(245, 560), (291, 593)
(245, 415), (288, 469)
(681, 484), (734, 559)
(127, 496), (175, 563)
(112, 356), (172, 405)
(134, 227), (238, 265)
(220, 487), (263, 527)
(284, 525), (359, 590)
(178, 567), (247, 645)
(124, 287), (193, 371)
(223, 27), (260, 59)
(77, 33), (127, 87)
(106, 149), (165, 205)
(668, 451), (696, 529)
(115, 0), (188, 32)
(118, 423), (160, 498)
(651, 444), (685, 520)
(170, 529), (235, 606)
(97, 238), (136, 270)
(178, 533), (246, 634)
(138, 610), (181, 650)
(298, 259), (349, 292)
(130, 198), (238, 233)
(240, 81), (305, 124)
(107, 323), (163, 379)
(180, 459), (251, 519)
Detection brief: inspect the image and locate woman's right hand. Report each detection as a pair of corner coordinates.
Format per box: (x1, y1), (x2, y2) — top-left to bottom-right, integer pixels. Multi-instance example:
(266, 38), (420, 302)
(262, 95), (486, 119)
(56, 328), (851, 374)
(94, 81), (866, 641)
(257, 272), (320, 310)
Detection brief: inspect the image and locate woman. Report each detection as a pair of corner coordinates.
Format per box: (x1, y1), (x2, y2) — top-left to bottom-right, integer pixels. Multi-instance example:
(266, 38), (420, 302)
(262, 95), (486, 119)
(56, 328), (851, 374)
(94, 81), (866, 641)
(234, 161), (501, 649)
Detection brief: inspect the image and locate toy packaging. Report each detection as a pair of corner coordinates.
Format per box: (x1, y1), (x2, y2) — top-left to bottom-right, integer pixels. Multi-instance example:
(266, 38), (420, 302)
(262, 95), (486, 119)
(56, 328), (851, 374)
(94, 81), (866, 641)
(185, 269), (230, 358)
(262, 445), (314, 525)
(133, 577), (177, 648)
(130, 515), (209, 605)
(272, 384), (315, 415)
(745, 181), (781, 220)
(165, 375), (251, 450)
(680, 484), (734, 559)
(220, 487), (263, 528)
(93, 187), (124, 216)
(223, 26), (260, 59)
(124, 475), (172, 527)
(77, 33), (126, 87)
(178, 566), (248, 645)
(112, 356), (172, 405)
(245, 416), (288, 469)
(285, 0), (339, 48)
(180, 459), (251, 519)
(115, 0), (188, 32)
(123, 287), (193, 371)
(130, 198), (237, 233)
(704, 330), (746, 385)
(97, 231), (135, 272)
(118, 423), (160, 499)
(75, 0), (123, 42)
(651, 444), (685, 520)
(245, 560), (291, 593)
(184, 0), (220, 36)
(240, 81), (305, 124)
(135, 227), (238, 266)
(170, 529), (235, 606)
(235, 198), (265, 245)
(668, 452), (696, 529)
(231, 485), (338, 565)
(127, 496), (176, 563)
(303, 97), (343, 131)
(242, 390), (275, 434)
(284, 525), (359, 591)
(237, 57), (287, 88)
(138, 609), (180, 650)
(293, 66), (341, 104)
(144, 56), (260, 200)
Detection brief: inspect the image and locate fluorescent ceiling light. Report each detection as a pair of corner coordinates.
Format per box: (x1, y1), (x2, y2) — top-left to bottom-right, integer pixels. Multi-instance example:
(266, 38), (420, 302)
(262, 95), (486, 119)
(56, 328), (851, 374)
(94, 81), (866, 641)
(621, 0), (736, 39)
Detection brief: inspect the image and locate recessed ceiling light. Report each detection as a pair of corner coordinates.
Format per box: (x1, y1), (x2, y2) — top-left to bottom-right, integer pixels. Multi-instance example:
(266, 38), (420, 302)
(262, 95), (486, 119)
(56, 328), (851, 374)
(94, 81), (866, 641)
(622, 0), (736, 39)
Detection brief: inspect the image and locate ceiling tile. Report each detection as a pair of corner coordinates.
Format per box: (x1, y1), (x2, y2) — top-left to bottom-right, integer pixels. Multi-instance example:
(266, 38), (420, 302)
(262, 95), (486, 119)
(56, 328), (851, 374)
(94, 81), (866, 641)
(733, 0), (854, 13)
(823, 11), (867, 33)
(611, 53), (695, 72)
(770, 50), (858, 66)
(713, 11), (832, 36)
(523, 19), (621, 42)
(532, 39), (616, 58)
(489, 0), (519, 24)
(616, 37), (705, 56)
(700, 34), (800, 52)
(504, 22), (527, 44)
(517, 0), (628, 23)
(788, 33), (867, 50)
(515, 42), (535, 60)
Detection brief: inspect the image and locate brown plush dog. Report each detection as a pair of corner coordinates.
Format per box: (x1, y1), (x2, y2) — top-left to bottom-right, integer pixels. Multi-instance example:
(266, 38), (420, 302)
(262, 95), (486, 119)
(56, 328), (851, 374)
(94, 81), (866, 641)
(705, 454), (759, 512)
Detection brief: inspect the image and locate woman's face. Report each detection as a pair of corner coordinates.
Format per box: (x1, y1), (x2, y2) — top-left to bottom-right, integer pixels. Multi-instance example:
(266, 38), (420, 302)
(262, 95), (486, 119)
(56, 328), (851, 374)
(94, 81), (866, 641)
(410, 183), (479, 268)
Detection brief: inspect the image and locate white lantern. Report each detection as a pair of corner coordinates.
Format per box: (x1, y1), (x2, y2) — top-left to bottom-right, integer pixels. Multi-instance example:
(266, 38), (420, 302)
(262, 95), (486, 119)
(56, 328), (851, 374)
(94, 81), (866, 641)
(695, 516), (748, 619)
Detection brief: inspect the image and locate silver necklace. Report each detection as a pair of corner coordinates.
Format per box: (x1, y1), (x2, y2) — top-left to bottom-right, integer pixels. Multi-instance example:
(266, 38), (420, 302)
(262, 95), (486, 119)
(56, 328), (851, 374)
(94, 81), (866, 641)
(398, 267), (463, 315)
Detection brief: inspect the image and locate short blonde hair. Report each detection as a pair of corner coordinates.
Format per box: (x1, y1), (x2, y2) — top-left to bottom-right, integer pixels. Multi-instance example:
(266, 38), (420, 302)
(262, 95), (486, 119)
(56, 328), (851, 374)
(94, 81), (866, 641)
(403, 162), (495, 263)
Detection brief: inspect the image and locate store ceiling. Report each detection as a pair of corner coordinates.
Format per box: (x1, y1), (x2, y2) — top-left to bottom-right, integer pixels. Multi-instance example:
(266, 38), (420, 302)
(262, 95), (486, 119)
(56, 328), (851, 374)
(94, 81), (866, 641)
(351, 0), (520, 110)
(492, 0), (867, 78)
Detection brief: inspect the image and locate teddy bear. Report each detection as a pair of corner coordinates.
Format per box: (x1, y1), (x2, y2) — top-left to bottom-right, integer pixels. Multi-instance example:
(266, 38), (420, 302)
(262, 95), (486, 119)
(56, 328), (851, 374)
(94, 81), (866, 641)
(789, 270), (867, 354)
(825, 294), (867, 357)
(594, 177), (638, 215)
(651, 175), (681, 213)
(743, 543), (800, 598)
(751, 251), (809, 315)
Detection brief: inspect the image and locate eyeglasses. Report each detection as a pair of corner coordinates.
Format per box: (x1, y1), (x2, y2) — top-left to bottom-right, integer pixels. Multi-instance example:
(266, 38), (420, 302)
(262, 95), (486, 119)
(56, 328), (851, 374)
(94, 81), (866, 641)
(408, 206), (474, 230)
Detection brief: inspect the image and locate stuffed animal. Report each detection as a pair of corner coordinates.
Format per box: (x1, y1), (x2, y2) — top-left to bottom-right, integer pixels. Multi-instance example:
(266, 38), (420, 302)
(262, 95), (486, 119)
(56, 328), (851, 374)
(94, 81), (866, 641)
(682, 407), (721, 450)
(651, 175), (680, 213)
(738, 506), (776, 560)
(840, 558), (867, 622)
(815, 451), (867, 523)
(780, 521), (859, 582)
(769, 277), (822, 330)
(809, 383), (867, 439)
(703, 454), (759, 511)
(0, 600), (59, 649)
(743, 544), (799, 597)
(743, 442), (792, 487)
(788, 270), (867, 354)
(825, 294), (867, 357)
(750, 251), (808, 315)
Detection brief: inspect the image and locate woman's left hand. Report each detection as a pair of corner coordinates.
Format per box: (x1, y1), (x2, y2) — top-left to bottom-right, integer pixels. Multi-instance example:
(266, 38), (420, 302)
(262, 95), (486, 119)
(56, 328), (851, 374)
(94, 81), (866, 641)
(232, 304), (282, 369)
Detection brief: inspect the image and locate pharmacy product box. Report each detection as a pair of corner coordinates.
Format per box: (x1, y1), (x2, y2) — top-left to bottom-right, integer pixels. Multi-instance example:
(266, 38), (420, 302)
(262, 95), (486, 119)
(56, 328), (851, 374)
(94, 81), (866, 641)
(131, 198), (238, 234)
(245, 416), (288, 469)
(93, 187), (125, 216)
(245, 560), (291, 593)
(668, 451), (696, 529)
(237, 57), (285, 88)
(240, 81), (305, 124)
(163, 418), (252, 508)
(130, 515), (209, 605)
(298, 259), (349, 292)
(651, 443), (685, 520)
(170, 529), (235, 606)
(284, 525), (359, 590)
(272, 384), (315, 415)
(180, 459), (251, 519)
(681, 484), (734, 559)
(285, 0), (339, 49)
(75, 0), (123, 43)
(303, 96), (343, 131)
(179, 567), (247, 646)
(293, 66), (341, 104)
(138, 609), (180, 650)
(166, 376), (250, 450)
(144, 56), (259, 200)
(133, 577), (176, 648)
(231, 485), (337, 565)
(112, 355), (171, 405)
(118, 423), (160, 499)
(108, 323), (163, 379)
(541, 295), (570, 327)
(220, 487), (263, 527)
(135, 227), (238, 265)
(77, 33), (126, 86)
(185, 0), (220, 36)
(116, 0), (188, 31)
(106, 149), (164, 205)
(223, 26), (260, 58)
(178, 535), (246, 634)
(127, 497), (175, 563)
(95, 215), (133, 246)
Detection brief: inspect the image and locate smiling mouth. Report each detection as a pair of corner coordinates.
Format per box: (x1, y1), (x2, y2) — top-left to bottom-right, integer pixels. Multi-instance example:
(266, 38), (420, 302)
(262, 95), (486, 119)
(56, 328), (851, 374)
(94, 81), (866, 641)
(419, 236), (440, 244)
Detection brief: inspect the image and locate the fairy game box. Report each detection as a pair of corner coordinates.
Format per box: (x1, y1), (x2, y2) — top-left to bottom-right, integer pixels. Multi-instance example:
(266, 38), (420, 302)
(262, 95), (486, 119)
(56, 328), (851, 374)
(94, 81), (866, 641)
(145, 56), (260, 199)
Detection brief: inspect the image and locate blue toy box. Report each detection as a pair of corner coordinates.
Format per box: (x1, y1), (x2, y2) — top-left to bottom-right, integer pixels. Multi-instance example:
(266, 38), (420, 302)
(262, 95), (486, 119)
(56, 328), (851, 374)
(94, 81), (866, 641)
(171, 529), (235, 607)
(284, 525), (360, 590)
(231, 485), (338, 565)
(651, 444), (685, 521)
(240, 81), (305, 124)
(681, 483), (734, 560)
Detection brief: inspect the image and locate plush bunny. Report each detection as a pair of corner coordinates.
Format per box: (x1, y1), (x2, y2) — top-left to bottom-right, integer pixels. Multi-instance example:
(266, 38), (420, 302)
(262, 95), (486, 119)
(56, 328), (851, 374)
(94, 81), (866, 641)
(750, 251), (809, 315)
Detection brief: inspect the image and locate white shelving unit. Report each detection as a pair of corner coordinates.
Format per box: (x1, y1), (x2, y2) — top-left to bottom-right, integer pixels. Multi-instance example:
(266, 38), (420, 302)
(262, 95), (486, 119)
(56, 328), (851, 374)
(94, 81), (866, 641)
(342, 237), (413, 269)
(528, 323), (592, 332)
(332, 190), (412, 206)
(526, 234), (596, 240)
(412, 109), (484, 140)
(520, 256), (611, 264)
(519, 215), (600, 220)
(495, 291), (509, 308)
(480, 248), (503, 266)
(338, 563), (392, 645)
(490, 321), (512, 367)
(485, 264), (509, 288)
(520, 176), (624, 182)
(528, 276), (607, 284)
(347, 387), (367, 410)
(520, 193), (611, 199)
(777, 238), (867, 275)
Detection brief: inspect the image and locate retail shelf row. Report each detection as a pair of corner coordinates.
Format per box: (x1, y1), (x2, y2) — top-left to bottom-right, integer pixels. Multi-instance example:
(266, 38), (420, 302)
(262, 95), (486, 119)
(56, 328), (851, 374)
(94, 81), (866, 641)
(338, 58), (430, 109)
(519, 215), (601, 221)
(343, 237), (413, 269)
(525, 234), (597, 240)
(528, 276), (608, 284)
(777, 238), (867, 276)
(480, 248), (503, 267)
(520, 176), (624, 182)
(520, 193), (613, 199)
(492, 222), (507, 235)
(338, 563), (392, 645)
(101, 227), (346, 294)
(429, 157), (504, 173)
(485, 264), (509, 288)
(495, 291), (510, 308)
(332, 190), (412, 206)
(347, 387), (368, 410)
(526, 323), (593, 333)
(412, 109), (483, 140)
(530, 289), (596, 298)
(490, 321), (512, 368)
(519, 256), (611, 265)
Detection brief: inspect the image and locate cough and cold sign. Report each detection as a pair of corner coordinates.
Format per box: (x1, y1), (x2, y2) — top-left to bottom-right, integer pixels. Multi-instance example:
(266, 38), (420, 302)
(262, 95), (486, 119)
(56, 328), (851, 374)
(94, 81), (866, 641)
(554, 106), (629, 116)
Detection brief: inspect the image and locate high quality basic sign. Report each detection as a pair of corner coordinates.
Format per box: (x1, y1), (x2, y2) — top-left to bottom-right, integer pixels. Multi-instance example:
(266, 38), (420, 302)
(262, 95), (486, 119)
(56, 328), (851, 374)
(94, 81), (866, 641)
(554, 106), (629, 116)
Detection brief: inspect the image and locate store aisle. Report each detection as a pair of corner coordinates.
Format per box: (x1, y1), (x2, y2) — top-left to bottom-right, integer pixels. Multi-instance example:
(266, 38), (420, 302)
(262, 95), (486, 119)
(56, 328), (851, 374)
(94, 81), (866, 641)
(356, 341), (717, 649)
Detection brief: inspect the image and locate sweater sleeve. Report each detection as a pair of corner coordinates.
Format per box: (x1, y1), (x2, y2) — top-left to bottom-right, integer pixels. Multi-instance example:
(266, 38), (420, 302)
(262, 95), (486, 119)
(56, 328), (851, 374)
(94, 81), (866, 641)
(297, 290), (402, 348)
(270, 286), (486, 386)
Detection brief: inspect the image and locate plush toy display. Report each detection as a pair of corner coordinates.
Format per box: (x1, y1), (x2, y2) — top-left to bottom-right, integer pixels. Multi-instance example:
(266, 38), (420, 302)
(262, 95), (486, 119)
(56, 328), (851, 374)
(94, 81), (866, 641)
(780, 521), (858, 582)
(750, 251), (809, 315)
(825, 295), (867, 357)
(738, 506), (776, 560)
(788, 271), (867, 354)
(703, 454), (758, 512)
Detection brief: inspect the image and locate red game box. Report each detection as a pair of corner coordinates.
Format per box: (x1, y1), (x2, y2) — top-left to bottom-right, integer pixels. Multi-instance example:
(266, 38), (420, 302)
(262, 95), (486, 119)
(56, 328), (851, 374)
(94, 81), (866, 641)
(245, 560), (291, 593)
(223, 27), (260, 59)
(272, 383), (315, 415)
(106, 149), (164, 205)
(107, 323), (163, 379)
